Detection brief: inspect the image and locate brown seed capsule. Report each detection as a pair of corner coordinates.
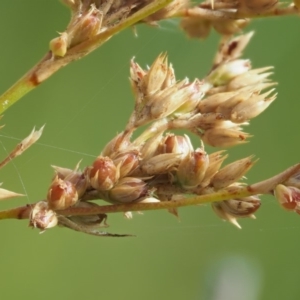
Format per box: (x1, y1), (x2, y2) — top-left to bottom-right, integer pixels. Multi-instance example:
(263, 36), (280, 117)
(201, 127), (251, 148)
(198, 90), (240, 114)
(158, 134), (193, 157)
(141, 153), (182, 175)
(274, 184), (300, 211)
(211, 156), (256, 189)
(212, 202), (242, 229)
(230, 89), (276, 123)
(47, 176), (78, 210)
(86, 156), (119, 191)
(68, 5), (102, 48)
(140, 131), (164, 160)
(200, 151), (228, 187)
(112, 150), (140, 177)
(212, 196), (260, 229)
(29, 201), (58, 231)
(177, 148), (209, 189)
(221, 196), (261, 217)
(108, 177), (147, 203)
(52, 163), (89, 197)
(143, 53), (168, 96)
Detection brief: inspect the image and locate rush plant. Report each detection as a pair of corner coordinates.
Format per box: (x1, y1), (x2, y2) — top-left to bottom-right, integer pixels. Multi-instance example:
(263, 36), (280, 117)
(0, 0), (299, 237)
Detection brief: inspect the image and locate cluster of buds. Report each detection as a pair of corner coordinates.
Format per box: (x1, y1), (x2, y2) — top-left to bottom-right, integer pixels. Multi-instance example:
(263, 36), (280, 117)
(0, 0), (300, 238)
(27, 31), (291, 236)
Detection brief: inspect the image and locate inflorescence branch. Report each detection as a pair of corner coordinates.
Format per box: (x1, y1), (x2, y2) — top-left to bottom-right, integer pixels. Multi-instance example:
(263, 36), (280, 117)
(0, 0), (299, 237)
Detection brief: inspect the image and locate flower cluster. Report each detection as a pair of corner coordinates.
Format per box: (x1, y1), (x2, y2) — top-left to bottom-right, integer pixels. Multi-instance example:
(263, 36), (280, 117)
(27, 31), (291, 236)
(1, 0), (299, 237)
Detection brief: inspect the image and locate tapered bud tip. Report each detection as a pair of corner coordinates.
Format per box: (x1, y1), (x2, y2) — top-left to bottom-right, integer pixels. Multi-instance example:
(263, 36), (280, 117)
(0, 188), (24, 200)
(87, 156), (118, 191)
(212, 202), (242, 229)
(47, 177), (78, 210)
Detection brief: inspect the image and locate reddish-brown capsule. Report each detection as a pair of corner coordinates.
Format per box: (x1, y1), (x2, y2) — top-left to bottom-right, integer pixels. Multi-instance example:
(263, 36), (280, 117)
(86, 156), (119, 191)
(177, 148), (209, 189)
(158, 134), (193, 157)
(47, 177), (78, 210)
(221, 197), (261, 217)
(112, 150), (140, 178)
(274, 184), (300, 211)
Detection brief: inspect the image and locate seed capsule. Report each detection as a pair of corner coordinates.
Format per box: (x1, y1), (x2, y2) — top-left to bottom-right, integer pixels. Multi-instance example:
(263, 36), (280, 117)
(47, 176), (78, 210)
(29, 201), (58, 231)
(212, 196), (260, 229)
(177, 148), (209, 189)
(108, 177), (147, 203)
(86, 156), (119, 191)
(112, 150), (140, 177)
(211, 156), (256, 189)
(274, 184), (300, 211)
(158, 134), (193, 157)
(201, 127), (250, 148)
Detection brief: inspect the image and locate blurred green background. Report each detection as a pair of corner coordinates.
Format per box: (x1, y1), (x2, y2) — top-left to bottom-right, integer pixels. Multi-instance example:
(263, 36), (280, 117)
(0, 1), (299, 300)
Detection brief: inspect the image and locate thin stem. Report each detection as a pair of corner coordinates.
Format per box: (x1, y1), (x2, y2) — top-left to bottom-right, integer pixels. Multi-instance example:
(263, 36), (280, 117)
(0, 186), (252, 221)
